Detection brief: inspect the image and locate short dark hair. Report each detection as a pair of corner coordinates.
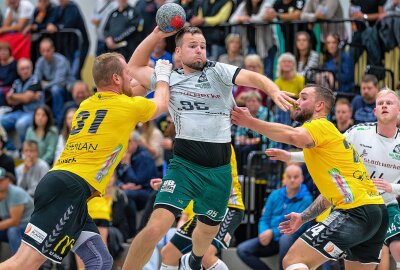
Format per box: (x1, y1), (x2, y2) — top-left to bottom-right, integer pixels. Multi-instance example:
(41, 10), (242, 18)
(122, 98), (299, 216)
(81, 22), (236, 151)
(40, 37), (55, 49)
(93, 52), (125, 88)
(305, 84), (335, 113)
(361, 74), (378, 86)
(23, 140), (39, 150)
(175, 27), (203, 47)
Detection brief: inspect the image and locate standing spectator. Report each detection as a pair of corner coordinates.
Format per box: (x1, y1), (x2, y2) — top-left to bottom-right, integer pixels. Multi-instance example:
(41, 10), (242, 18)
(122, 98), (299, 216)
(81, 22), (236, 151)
(0, 0), (34, 34)
(54, 107), (76, 162)
(350, 0), (386, 26)
(103, 0), (143, 61)
(150, 38), (173, 65)
(0, 169), (34, 255)
(0, 42), (17, 106)
(191, 0), (233, 61)
(175, 0), (198, 23)
(16, 140), (49, 197)
(0, 127), (15, 176)
(218, 33), (245, 67)
(385, 0), (400, 14)
(46, 0), (90, 79)
(275, 53), (305, 98)
(116, 131), (158, 237)
(333, 98), (354, 133)
(1, 58), (43, 148)
(25, 105), (58, 165)
(34, 38), (75, 124)
(230, 0), (277, 78)
(294, 31), (319, 77)
(267, 0), (306, 53)
(23, 0), (57, 34)
(234, 54), (269, 106)
(322, 33), (354, 93)
(91, 0), (118, 56)
(300, 0), (345, 42)
(351, 74), (379, 124)
(237, 164), (313, 270)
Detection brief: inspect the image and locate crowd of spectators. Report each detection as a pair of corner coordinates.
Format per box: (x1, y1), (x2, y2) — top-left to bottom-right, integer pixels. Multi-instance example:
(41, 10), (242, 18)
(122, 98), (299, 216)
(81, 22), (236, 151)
(0, 0), (399, 268)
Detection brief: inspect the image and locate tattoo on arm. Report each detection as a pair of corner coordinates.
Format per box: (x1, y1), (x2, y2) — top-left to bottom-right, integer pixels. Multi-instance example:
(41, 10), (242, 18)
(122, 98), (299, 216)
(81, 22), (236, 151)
(300, 195), (329, 223)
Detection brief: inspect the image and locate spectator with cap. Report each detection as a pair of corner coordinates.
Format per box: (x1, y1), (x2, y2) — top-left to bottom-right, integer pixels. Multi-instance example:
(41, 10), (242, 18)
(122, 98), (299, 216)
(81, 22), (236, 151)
(0, 168), (34, 255)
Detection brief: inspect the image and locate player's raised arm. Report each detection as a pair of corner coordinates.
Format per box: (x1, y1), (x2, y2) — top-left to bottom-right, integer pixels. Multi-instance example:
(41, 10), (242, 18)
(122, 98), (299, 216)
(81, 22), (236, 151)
(127, 26), (176, 89)
(234, 68), (295, 111)
(150, 60), (172, 120)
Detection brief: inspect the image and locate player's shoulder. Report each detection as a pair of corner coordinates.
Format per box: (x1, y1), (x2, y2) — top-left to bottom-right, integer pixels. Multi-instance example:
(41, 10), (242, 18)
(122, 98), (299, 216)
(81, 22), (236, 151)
(346, 122), (377, 134)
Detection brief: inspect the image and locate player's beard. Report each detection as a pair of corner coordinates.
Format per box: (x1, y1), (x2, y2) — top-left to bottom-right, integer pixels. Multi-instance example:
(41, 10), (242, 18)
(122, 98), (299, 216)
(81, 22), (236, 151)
(292, 107), (313, 123)
(184, 60), (206, 71)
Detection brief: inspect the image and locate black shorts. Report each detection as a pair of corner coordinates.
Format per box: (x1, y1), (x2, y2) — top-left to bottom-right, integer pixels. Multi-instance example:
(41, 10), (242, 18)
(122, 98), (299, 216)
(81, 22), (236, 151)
(170, 208), (244, 253)
(22, 170), (98, 263)
(300, 204), (388, 264)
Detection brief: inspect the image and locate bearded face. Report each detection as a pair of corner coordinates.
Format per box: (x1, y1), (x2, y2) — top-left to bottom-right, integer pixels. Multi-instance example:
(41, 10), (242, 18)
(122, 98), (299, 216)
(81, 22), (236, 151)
(292, 105), (314, 123)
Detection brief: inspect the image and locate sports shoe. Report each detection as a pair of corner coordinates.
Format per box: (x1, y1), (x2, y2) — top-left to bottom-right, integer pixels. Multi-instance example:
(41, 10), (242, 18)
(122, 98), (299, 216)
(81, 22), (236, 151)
(179, 253), (203, 270)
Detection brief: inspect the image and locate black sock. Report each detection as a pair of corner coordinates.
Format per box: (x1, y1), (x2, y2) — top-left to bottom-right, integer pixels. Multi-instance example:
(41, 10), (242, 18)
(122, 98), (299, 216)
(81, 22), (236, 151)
(188, 252), (203, 270)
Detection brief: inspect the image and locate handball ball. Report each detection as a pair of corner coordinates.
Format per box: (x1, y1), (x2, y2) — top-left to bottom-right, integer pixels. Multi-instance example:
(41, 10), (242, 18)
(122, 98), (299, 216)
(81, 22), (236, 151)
(156, 3), (186, 33)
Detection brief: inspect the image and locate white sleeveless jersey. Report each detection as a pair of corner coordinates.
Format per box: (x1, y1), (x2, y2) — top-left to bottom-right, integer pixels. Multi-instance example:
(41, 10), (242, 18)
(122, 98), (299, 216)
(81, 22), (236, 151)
(151, 61), (239, 143)
(344, 123), (400, 205)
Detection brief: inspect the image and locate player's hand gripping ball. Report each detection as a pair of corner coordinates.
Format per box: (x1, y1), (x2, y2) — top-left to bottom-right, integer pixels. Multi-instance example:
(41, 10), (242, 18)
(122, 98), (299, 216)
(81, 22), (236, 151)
(156, 3), (186, 33)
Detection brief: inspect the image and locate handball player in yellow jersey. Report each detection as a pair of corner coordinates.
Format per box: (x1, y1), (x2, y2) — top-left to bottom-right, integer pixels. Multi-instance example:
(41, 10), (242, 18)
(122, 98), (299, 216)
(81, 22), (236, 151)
(0, 28), (175, 270)
(232, 84), (388, 270)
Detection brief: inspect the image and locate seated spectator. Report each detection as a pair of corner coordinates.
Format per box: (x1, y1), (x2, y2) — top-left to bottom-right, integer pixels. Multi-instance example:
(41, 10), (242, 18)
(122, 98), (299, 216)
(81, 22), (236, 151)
(25, 105), (58, 165)
(234, 54), (268, 106)
(59, 80), (91, 128)
(24, 0), (57, 34)
(0, 126), (15, 176)
(1, 58), (43, 148)
(0, 0), (34, 34)
(333, 98), (354, 133)
(321, 33), (354, 93)
(91, 0), (117, 56)
(150, 38), (173, 66)
(0, 168), (34, 255)
(300, 0), (345, 42)
(103, 0), (143, 61)
(230, 0), (277, 78)
(294, 31), (319, 77)
(385, 0), (400, 14)
(0, 42), (17, 106)
(274, 53), (304, 98)
(218, 33), (244, 67)
(138, 120), (164, 178)
(135, 0), (162, 39)
(54, 107), (76, 162)
(115, 131), (158, 237)
(191, 0), (233, 61)
(16, 140), (49, 197)
(34, 38), (75, 124)
(267, 0), (306, 53)
(237, 164), (313, 270)
(351, 74), (379, 124)
(350, 0), (386, 26)
(234, 91), (275, 175)
(46, 0), (90, 79)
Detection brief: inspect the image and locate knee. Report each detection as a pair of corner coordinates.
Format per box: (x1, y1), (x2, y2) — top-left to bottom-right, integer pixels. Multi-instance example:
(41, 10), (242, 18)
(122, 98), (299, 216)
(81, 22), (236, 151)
(282, 253), (308, 269)
(236, 242), (248, 258)
(142, 223), (168, 243)
(6, 227), (21, 239)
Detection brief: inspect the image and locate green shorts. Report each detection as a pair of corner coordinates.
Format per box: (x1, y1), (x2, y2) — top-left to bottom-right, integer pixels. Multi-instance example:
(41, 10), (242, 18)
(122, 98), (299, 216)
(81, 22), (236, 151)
(384, 204), (400, 246)
(154, 155), (232, 224)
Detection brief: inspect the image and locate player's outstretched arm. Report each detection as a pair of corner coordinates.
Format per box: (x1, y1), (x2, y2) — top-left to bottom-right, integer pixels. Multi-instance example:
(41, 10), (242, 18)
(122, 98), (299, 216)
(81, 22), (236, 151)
(231, 106), (315, 149)
(234, 68), (295, 111)
(128, 26), (176, 89)
(151, 60), (172, 120)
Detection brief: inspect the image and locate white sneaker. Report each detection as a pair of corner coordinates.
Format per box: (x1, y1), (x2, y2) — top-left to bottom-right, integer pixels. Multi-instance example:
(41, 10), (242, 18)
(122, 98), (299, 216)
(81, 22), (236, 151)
(179, 253), (203, 270)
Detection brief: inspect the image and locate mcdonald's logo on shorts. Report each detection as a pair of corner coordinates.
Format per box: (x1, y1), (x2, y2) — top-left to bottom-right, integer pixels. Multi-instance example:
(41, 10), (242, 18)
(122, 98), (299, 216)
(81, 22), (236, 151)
(54, 235), (75, 255)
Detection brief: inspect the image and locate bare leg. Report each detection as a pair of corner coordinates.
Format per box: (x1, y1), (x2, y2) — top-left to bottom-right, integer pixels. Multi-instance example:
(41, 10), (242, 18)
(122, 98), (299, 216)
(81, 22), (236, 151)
(282, 239), (327, 270)
(344, 260), (378, 270)
(390, 240), (400, 270)
(122, 208), (175, 270)
(161, 242), (183, 266)
(0, 242), (47, 270)
(191, 220), (219, 257)
(377, 245), (390, 270)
